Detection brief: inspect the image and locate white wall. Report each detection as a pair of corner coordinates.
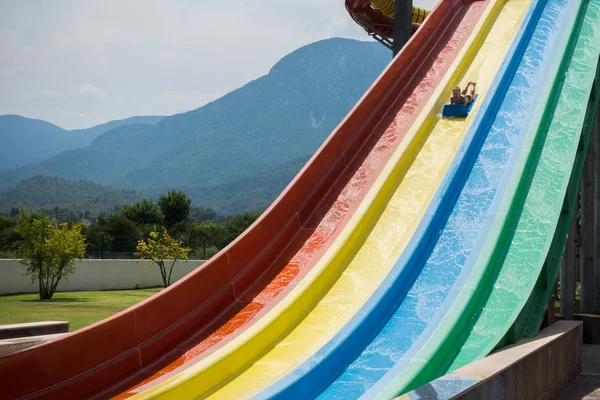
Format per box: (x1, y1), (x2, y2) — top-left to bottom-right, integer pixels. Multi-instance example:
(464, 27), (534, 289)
(0, 259), (205, 295)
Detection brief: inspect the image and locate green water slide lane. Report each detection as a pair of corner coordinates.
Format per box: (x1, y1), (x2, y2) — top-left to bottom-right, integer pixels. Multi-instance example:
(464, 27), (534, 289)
(513, 18), (600, 341)
(445, 0), (600, 372)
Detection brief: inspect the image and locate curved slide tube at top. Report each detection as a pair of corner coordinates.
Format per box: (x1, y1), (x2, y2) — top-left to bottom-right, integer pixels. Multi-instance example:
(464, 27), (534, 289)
(252, 0), (549, 396)
(371, 0), (430, 21)
(129, 2), (492, 399)
(444, 0), (600, 373)
(117, 0), (483, 398)
(346, 0), (430, 38)
(0, 1), (482, 400)
(363, 0), (579, 397)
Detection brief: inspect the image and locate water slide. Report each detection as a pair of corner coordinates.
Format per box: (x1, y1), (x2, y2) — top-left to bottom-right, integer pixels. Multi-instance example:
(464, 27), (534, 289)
(1, 0), (600, 399)
(0, 0), (484, 398)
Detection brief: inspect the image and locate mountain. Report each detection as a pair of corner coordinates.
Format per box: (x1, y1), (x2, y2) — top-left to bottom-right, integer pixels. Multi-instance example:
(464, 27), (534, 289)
(0, 38), (390, 192)
(0, 175), (142, 217)
(0, 115), (166, 171)
(68, 116), (166, 145)
(0, 156), (306, 217)
(140, 155), (311, 214)
(0, 116), (66, 171)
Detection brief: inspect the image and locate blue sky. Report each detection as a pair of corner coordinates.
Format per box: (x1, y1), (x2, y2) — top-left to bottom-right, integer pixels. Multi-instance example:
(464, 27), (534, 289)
(0, 0), (437, 129)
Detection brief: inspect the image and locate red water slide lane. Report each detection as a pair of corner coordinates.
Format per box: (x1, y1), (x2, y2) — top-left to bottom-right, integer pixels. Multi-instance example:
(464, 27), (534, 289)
(0, 1), (486, 399)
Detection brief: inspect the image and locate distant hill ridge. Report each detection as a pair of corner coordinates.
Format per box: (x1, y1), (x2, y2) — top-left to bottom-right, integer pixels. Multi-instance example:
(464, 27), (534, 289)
(0, 115), (166, 171)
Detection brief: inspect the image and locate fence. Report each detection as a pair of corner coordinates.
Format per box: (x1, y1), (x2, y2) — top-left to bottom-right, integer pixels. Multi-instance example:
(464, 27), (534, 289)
(0, 259), (205, 295)
(85, 234), (226, 260)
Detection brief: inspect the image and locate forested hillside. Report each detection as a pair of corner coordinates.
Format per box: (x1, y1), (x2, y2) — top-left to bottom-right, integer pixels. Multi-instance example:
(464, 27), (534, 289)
(0, 39), (389, 194)
(0, 176), (142, 218)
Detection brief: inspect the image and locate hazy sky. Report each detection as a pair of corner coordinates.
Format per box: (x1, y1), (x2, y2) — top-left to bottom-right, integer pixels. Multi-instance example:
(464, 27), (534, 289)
(0, 0), (437, 129)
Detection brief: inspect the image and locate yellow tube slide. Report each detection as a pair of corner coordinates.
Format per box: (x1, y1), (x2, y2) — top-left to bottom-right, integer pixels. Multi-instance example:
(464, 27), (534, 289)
(371, 0), (431, 23)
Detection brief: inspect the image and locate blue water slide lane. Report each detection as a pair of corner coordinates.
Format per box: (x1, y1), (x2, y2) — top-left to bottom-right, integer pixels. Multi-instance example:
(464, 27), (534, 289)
(360, 0), (572, 398)
(249, 0), (565, 398)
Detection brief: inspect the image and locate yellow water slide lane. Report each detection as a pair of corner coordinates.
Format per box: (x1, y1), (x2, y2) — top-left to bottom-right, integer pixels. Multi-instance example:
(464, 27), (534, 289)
(132, 0), (529, 398)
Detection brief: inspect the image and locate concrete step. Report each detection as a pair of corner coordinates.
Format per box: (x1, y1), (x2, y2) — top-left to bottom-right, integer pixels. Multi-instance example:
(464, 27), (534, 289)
(0, 333), (64, 356)
(0, 321), (69, 340)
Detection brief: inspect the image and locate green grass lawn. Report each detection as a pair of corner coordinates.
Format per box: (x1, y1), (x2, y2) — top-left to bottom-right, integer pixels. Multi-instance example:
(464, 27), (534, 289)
(0, 288), (162, 331)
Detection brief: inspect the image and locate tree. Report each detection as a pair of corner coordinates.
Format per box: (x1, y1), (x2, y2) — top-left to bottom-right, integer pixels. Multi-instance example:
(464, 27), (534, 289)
(226, 212), (261, 242)
(159, 190), (191, 228)
(88, 214), (141, 256)
(121, 199), (164, 226)
(14, 207), (86, 300)
(135, 228), (190, 287)
(44, 222), (87, 297)
(0, 216), (18, 257)
(107, 214), (140, 253)
(189, 206), (217, 222)
(168, 220), (195, 243)
(195, 221), (228, 259)
(168, 220), (228, 259)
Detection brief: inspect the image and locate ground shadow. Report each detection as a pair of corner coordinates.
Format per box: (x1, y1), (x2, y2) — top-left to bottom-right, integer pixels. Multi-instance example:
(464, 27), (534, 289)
(22, 298), (89, 303)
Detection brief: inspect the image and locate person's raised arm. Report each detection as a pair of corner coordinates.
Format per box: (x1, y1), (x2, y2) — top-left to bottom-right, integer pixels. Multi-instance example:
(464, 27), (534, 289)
(468, 82), (477, 96)
(464, 82), (476, 96)
(462, 82), (472, 94)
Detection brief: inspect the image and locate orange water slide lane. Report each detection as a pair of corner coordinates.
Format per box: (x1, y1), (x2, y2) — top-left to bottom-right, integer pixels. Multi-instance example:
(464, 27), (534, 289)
(116, 0), (488, 397)
(0, 1), (486, 399)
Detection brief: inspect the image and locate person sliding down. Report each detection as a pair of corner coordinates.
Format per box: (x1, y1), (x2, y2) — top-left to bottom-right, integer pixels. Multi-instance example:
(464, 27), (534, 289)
(450, 81), (477, 105)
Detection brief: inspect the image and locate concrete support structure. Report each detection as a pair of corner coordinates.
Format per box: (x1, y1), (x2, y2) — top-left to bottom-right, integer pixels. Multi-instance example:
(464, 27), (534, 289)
(582, 117), (596, 312)
(393, 0), (413, 56)
(403, 321), (582, 400)
(594, 100), (600, 306)
(561, 210), (578, 320)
